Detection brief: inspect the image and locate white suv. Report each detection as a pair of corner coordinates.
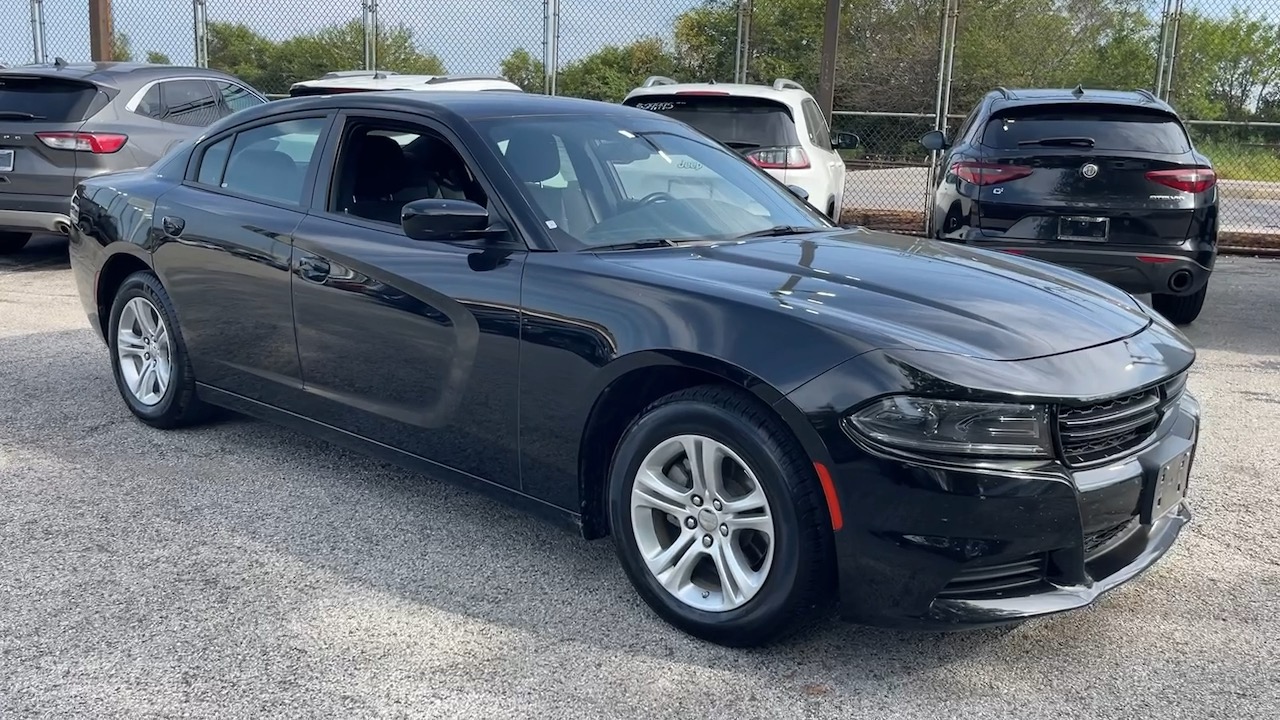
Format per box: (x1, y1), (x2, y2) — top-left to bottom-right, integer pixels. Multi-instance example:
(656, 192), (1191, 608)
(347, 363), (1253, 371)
(622, 77), (857, 219)
(288, 72), (523, 97)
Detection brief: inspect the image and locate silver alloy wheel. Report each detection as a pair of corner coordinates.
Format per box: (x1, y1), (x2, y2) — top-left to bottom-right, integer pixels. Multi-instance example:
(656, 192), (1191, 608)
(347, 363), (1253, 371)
(116, 297), (173, 407)
(629, 434), (776, 612)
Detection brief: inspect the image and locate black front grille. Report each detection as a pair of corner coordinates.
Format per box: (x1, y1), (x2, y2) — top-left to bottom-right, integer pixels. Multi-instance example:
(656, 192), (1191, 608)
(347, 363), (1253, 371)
(1083, 518), (1139, 558)
(937, 554), (1048, 599)
(1057, 373), (1188, 467)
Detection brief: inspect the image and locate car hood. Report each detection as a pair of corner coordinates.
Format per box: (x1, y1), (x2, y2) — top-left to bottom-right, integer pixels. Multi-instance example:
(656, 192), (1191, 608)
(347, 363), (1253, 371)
(603, 228), (1154, 362)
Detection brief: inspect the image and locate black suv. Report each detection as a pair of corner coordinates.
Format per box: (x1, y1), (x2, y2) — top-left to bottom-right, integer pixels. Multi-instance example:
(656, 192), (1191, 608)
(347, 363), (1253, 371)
(920, 87), (1216, 325)
(0, 61), (267, 255)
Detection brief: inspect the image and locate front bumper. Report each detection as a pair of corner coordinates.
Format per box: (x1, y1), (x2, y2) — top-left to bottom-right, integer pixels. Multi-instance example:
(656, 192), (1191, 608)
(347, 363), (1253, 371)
(822, 392), (1198, 630)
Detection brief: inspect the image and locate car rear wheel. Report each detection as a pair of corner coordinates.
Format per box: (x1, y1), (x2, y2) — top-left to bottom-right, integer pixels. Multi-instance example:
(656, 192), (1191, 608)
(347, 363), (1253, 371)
(108, 270), (212, 428)
(1152, 284), (1208, 325)
(0, 232), (31, 255)
(606, 385), (834, 647)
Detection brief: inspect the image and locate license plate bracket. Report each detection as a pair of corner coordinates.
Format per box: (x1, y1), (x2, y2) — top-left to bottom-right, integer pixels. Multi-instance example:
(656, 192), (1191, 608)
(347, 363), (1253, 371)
(0, 149), (13, 173)
(1144, 450), (1192, 523)
(1058, 215), (1108, 242)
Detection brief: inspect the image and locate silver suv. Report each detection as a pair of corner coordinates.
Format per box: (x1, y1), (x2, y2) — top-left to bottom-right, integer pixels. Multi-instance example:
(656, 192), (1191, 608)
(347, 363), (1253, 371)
(0, 61), (267, 254)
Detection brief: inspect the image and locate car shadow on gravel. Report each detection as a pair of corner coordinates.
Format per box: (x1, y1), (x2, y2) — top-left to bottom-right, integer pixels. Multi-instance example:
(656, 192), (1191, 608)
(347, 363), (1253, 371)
(0, 234), (70, 273)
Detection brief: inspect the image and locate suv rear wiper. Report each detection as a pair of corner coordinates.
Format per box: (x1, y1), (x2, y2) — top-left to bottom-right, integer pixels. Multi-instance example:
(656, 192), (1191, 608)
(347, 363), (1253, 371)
(0, 111), (44, 120)
(1017, 136), (1095, 147)
(730, 225), (829, 240)
(587, 238), (681, 251)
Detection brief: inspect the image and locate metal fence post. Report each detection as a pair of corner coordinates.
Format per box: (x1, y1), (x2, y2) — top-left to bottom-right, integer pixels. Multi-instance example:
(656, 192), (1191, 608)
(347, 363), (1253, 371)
(1163, 0), (1184, 102)
(29, 0), (46, 64)
(925, 0), (958, 235)
(543, 0), (559, 95)
(734, 0), (753, 83)
(192, 0), (209, 68)
(363, 0), (379, 71)
(1154, 0), (1172, 97)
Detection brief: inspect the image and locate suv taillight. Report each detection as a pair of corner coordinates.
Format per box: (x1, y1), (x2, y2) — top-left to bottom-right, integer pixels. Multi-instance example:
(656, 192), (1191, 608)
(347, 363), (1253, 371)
(747, 146), (810, 170)
(952, 161), (1033, 185)
(36, 132), (128, 154)
(1146, 167), (1216, 194)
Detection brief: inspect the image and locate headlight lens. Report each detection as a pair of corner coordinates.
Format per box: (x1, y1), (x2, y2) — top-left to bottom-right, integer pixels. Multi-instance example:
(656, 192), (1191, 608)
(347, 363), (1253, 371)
(845, 396), (1053, 458)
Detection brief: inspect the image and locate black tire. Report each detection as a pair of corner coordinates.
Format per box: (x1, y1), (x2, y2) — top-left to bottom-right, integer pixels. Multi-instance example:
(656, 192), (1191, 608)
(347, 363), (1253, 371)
(1152, 284), (1208, 326)
(0, 232), (31, 255)
(107, 270), (212, 429)
(606, 385), (835, 647)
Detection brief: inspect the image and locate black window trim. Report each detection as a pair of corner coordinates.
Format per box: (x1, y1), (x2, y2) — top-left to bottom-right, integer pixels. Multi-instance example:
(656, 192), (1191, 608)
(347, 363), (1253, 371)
(308, 108), (535, 250)
(182, 110), (337, 212)
(124, 75), (268, 115)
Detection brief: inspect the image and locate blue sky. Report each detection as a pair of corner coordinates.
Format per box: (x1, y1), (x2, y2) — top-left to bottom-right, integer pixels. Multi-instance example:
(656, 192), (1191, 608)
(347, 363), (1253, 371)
(0, 0), (702, 72)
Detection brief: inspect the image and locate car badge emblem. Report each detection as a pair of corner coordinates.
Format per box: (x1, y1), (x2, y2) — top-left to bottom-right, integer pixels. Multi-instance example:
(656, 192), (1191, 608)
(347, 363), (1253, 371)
(1081, 163), (1099, 178)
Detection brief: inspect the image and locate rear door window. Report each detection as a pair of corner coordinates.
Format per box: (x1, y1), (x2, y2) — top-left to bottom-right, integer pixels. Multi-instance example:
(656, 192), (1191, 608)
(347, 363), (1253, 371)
(0, 77), (100, 122)
(158, 80), (223, 127)
(624, 94), (800, 150)
(982, 105), (1192, 154)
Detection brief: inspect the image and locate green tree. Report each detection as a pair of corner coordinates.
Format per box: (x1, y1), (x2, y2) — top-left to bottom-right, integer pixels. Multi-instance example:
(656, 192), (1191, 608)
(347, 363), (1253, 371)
(1168, 9), (1280, 121)
(558, 37), (679, 102)
(146, 51), (172, 65)
(500, 48), (546, 93)
(208, 19), (445, 95)
(112, 31), (133, 62)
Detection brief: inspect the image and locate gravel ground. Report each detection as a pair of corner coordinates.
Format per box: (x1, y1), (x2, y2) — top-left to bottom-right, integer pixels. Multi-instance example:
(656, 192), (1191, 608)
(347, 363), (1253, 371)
(2, 235), (1278, 719)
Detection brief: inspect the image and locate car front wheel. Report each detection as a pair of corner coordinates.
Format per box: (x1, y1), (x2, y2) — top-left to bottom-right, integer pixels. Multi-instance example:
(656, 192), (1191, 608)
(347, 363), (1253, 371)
(607, 385), (834, 647)
(108, 270), (211, 428)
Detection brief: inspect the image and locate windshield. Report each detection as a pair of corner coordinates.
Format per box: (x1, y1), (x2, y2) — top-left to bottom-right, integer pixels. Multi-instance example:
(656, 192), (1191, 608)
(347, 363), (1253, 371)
(475, 115), (831, 249)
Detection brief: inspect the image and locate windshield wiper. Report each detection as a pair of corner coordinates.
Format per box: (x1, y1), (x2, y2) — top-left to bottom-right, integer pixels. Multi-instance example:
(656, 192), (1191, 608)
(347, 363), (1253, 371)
(730, 225), (829, 240)
(587, 238), (681, 252)
(1017, 136), (1095, 148)
(0, 111), (44, 120)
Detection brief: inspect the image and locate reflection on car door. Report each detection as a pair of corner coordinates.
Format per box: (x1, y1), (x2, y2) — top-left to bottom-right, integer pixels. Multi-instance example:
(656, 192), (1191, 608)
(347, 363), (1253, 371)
(289, 110), (526, 489)
(151, 111), (333, 408)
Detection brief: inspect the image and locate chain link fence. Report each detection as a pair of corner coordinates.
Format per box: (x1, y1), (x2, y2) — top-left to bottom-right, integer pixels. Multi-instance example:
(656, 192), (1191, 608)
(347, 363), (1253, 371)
(4, 0), (1280, 241)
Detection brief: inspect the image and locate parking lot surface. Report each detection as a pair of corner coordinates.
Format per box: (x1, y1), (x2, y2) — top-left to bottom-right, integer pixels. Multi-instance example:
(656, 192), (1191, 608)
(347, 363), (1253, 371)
(2, 235), (1278, 719)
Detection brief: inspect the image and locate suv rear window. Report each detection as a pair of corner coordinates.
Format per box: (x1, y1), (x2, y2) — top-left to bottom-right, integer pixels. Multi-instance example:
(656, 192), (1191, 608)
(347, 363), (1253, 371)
(983, 105), (1192, 154)
(624, 94), (800, 149)
(0, 77), (101, 122)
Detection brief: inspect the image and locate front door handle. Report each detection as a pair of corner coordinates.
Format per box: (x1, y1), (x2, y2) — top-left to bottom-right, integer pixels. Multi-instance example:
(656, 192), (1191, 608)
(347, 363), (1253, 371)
(297, 255), (330, 283)
(161, 216), (185, 237)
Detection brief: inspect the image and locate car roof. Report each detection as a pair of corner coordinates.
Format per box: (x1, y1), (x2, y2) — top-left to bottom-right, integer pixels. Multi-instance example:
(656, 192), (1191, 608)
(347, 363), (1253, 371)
(289, 73), (523, 94)
(623, 77), (813, 105)
(0, 61), (235, 89)
(984, 86), (1178, 115)
(216, 90), (659, 131)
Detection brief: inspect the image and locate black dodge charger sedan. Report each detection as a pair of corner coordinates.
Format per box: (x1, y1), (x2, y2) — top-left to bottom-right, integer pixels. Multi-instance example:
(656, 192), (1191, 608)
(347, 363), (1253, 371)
(68, 91), (1200, 647)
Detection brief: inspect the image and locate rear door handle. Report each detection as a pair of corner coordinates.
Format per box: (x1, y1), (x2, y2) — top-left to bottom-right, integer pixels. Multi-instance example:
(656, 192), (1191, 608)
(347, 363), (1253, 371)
(161, 216), (184, 237)
(297, 255), (330, 283)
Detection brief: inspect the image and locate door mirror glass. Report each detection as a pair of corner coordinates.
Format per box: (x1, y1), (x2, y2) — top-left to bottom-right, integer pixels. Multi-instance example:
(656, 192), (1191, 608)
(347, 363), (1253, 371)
(401, 198), (492, 241)
(832, 132), (860, 150)
(786, 184), (809, 201)
(920, 130), (950, 152)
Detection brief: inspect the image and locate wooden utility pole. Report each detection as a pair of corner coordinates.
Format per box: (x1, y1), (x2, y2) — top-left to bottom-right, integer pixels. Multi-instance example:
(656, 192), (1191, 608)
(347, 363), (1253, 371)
(89, 0), (114, 61)
(816, 0), (840, 121)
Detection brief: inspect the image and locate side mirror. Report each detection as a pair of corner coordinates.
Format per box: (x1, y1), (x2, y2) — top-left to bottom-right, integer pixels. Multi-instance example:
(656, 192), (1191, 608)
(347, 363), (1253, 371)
(786, 184), (809, 201)
(833, 131), (860, 150)
(401, 198), (493, 241)
(919, 130), (950, 152)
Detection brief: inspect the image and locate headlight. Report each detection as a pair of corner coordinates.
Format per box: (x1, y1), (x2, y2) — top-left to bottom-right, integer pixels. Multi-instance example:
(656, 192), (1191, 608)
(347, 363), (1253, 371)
(845, 396), (1053, 458)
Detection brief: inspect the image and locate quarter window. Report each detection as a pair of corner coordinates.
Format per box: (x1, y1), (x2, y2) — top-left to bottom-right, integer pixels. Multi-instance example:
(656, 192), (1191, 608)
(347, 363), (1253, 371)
(215, 81), (263, 115)
(158, 80), (222, 127)
(195, 135), (233, 186)
(217, 117), (327, 205)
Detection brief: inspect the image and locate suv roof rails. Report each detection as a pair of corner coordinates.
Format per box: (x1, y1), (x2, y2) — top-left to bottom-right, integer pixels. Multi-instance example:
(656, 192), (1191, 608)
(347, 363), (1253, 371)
(318, 70), (398, 80)
(772, 78), (805, 91)
(1134, 88), (1159, 103)
(641, 75), (679, 87)
(993, 86), (1015, 100)
(423, 74), (508, 84)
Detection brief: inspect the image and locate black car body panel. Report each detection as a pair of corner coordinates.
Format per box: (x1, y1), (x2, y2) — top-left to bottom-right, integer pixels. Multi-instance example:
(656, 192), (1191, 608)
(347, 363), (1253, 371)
(0, 62), (266, 237)
(927, 88), (1217, 300)
(68, 91), (1199, 632)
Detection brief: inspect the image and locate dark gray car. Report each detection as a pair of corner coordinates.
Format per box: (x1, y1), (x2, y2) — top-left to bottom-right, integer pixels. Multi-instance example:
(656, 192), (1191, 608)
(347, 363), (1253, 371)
(0, 61), (268, 254)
